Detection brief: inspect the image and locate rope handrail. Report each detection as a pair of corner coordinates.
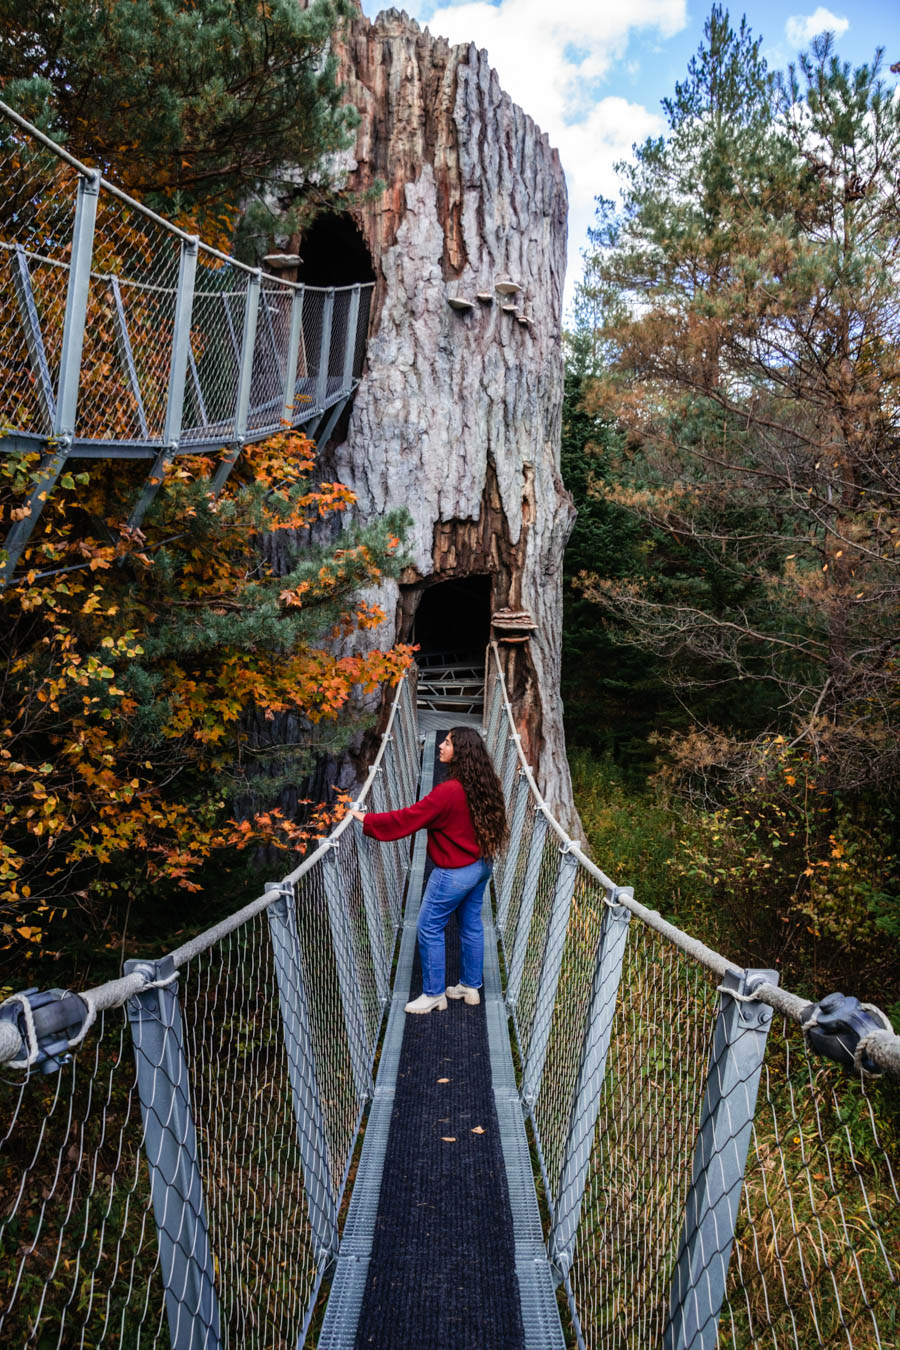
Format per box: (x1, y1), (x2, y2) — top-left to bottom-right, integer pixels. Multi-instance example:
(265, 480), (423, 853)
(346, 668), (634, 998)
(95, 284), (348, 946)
(488, 640), (900, 1075)
(486, 644), (899, 1350)
(2, 653), (898, 1349)
(0, 667), (412, 1067)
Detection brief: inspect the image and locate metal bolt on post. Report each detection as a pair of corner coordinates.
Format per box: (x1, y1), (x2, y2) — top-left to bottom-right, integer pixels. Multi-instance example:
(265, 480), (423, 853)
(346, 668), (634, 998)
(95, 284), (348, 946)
(549, 890), (633, 1283)
(124, 956), (222, 1350)
(521, 848), (580, 1110)
(663, 966), (779, 1350)
(265, 882), (340, 1269)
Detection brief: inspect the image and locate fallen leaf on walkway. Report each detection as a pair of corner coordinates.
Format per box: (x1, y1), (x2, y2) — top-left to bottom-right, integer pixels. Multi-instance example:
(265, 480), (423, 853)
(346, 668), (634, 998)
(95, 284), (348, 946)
(437, 1077), (450, 1083)
(472, 1126), (485, 1134)
(441, 1136), (457, 1143)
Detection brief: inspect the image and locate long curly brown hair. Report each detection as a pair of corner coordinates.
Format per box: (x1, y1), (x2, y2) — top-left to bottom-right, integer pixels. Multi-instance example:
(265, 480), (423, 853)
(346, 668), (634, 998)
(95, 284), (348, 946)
(446, 726), (509, 860)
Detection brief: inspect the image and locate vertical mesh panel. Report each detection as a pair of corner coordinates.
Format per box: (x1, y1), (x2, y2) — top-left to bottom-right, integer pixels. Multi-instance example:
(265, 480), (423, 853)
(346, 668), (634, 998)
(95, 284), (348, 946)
(187, 259), (249, 443)
(353, 287), (373, 378)
(567, 924), (719, 1347)
(329, 289), (351, 397)
(531, 870), (612, 1204)
(0, 1014), (167, 1346)
(292, 865), (366, 1194)
(332, 832), (386, 1052)
(300, 289), (325, 408)
(498, 802), (539, 952)
(721, 1024), (900, 1348)
(246, 285), (291, 436)
(77, 195), (182, 443)
(0, 128), (79, 437)
(179, 915), (316, 1347)
(513, 829), (565, 1061)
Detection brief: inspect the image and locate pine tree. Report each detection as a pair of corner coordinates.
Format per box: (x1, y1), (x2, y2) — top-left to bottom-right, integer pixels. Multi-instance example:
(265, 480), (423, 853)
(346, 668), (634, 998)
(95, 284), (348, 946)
(578, 10), (900, 795)
(0, 0), (357, 239)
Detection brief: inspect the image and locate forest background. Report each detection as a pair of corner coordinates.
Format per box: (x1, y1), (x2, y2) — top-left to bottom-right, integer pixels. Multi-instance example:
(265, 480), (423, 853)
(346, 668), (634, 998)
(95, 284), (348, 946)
(0, 1), (897, 1025)
(564, 7), (900, 1022)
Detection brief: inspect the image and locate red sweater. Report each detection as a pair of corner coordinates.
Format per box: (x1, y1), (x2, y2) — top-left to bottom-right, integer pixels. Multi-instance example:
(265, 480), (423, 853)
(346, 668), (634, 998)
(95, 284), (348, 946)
(362, 778), (481, 868)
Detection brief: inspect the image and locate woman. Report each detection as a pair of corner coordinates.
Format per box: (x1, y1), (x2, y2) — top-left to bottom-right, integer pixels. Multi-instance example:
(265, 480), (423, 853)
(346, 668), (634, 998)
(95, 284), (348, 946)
(349, 727), (508, 1013)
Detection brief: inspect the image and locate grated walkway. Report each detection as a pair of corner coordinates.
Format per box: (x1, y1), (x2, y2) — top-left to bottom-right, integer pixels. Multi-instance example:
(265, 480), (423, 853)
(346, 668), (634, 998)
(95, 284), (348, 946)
(318, 732), (564, 1350)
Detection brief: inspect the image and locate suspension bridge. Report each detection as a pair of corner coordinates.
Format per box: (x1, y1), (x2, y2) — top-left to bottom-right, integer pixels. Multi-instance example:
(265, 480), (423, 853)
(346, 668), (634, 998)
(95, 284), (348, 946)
(1, 104), (899, 1350)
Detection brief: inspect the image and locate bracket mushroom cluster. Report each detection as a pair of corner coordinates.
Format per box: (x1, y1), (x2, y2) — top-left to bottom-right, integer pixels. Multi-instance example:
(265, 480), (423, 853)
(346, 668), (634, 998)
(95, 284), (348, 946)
(447, 277), (533, 329)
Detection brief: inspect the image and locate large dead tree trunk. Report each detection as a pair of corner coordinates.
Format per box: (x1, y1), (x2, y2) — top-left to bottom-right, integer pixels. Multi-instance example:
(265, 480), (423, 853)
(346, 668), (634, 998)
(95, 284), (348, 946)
(309, 8), (578, 827)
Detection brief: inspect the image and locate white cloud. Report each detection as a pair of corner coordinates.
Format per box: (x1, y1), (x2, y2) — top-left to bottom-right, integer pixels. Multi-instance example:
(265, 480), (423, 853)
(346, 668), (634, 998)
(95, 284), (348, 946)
(785, 8), (850, 48)
(400, 0), (682, 311)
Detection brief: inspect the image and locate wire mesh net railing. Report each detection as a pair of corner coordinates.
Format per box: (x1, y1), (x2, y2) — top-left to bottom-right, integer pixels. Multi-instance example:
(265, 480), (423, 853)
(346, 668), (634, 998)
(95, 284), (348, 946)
(0, 669), (419, 1349)
(0, 100), (375, 583)
(484, 641), (900, 1350)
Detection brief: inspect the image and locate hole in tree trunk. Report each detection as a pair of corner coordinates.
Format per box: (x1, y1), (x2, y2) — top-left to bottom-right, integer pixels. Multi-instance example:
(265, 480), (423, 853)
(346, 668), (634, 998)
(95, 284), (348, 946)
(297, 213), (376, 287)
(409, 575), (493, 669)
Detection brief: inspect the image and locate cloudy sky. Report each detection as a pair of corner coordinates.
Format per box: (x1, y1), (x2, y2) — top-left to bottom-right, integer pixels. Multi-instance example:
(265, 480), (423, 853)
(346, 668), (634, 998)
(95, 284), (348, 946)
(359, 2), (900, 313)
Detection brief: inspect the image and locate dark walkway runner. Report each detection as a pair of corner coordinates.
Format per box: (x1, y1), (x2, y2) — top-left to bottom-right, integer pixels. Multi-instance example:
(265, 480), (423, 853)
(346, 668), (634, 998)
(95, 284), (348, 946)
(353, 739), (525, 1350)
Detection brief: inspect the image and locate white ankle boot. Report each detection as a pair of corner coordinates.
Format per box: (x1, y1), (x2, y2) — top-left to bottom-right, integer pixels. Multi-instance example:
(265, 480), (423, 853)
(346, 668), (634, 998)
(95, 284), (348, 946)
(404, 992), (448, 1014)
(445, 983), (481, 1006)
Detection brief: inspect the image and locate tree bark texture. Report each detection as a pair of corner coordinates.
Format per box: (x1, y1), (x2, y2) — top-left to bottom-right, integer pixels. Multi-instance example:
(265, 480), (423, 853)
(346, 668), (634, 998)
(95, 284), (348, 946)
(317, 9), (577, 826)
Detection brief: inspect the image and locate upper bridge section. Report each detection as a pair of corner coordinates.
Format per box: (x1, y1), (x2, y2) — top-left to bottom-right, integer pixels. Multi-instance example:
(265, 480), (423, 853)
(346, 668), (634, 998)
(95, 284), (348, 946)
(0, 101), (374, 584)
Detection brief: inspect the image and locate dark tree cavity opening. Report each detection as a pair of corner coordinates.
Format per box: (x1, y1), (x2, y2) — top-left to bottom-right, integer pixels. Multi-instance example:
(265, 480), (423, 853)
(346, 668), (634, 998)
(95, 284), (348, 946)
(409, 575), (493, 668)
(297, 212), (376, 287)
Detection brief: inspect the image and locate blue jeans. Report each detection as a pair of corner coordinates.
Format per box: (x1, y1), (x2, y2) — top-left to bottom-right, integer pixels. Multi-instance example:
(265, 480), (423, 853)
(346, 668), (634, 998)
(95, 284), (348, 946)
(417, 858), (492, 997)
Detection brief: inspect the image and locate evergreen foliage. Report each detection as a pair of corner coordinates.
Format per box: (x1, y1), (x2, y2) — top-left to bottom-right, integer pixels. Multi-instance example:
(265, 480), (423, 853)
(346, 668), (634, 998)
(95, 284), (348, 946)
(0, 0), (357, 242)
(566, 7), (900, 1004)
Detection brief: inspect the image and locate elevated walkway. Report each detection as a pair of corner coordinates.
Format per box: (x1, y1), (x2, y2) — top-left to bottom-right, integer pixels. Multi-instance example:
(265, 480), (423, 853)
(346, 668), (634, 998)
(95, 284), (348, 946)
(319, 731), (563, 1348)
(1, 663), (898, 1350)
(416, 656), (485, 735)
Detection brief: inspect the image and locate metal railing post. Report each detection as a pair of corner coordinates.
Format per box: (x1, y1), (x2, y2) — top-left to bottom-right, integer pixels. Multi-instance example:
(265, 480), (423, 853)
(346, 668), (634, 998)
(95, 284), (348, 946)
(357, 834), (390, 1006)
(128, 236), (198, 530)
(315, 288), (335, 412)
(506, 810), (548, 1009)
(124, 956), (221, 1350)
(281, 285), (305, 428)
(210, 269), (261, 497)
(265, 882), (340, 1268)
(548, 891), (633, 1282)
(663, 966), (779, 1350)
(497, 769), (530, 935)
(2, 171), (99, 584)
(55, 171), (100, 437)
(321, 848), (373, 1102)
(341, 285), (361, 394)
(521, 848), (579, 1110)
